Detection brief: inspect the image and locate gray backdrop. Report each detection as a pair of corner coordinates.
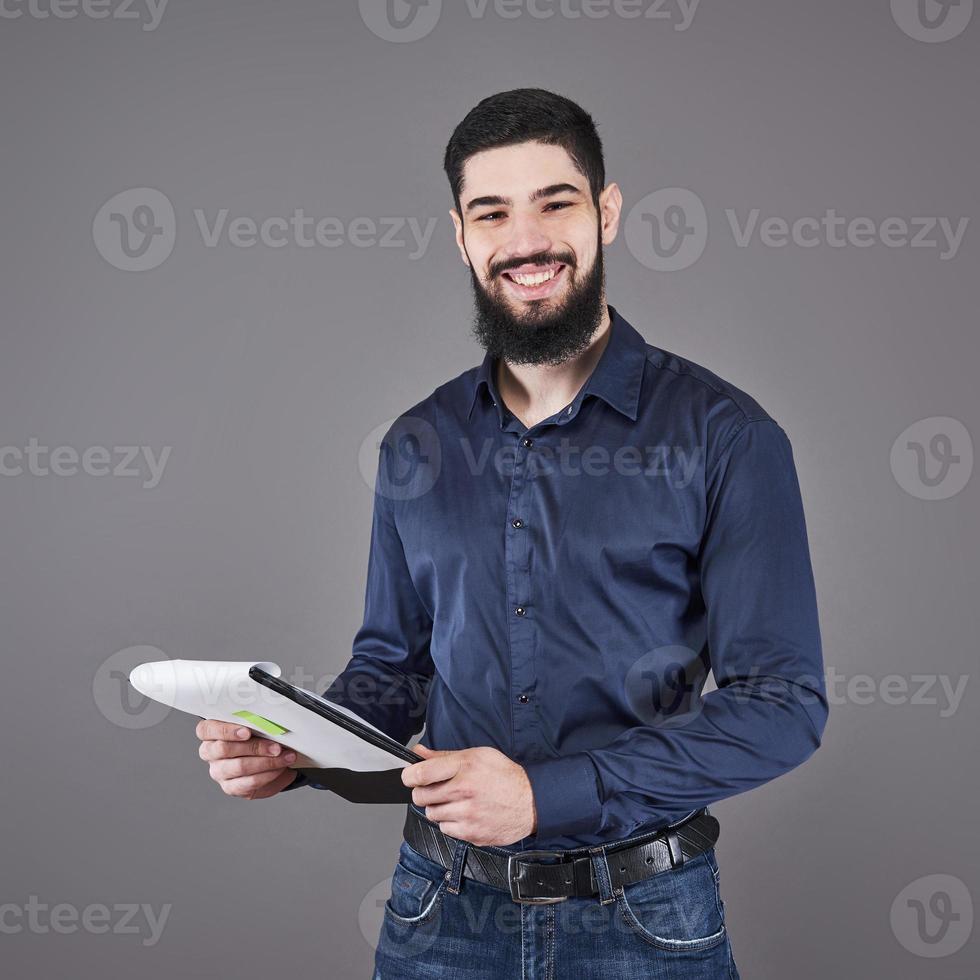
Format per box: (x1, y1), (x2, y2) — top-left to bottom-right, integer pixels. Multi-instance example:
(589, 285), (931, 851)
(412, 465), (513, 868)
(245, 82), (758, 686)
(1, 1), (977, 977)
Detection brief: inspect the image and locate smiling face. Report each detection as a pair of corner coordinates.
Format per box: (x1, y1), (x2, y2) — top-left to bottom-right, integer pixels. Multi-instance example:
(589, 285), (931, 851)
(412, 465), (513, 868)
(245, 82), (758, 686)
(450, 140), (622, 365)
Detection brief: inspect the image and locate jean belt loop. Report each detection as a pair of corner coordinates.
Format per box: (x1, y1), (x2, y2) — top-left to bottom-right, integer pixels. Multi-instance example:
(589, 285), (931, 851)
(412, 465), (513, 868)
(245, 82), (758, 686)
(665, 828), (685, 869)
(445, 837), (470, 895)
(588, 845), (617, 906)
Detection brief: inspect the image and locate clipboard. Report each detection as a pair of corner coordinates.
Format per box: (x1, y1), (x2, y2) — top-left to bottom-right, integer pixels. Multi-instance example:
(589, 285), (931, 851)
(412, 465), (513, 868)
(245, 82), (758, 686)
(247, 665), (423, 804)
(127, 659), (422, 804)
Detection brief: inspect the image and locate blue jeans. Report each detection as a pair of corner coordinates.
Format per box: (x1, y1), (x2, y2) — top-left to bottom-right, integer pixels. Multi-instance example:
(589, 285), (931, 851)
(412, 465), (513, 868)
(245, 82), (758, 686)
(373, 816), (741, 979)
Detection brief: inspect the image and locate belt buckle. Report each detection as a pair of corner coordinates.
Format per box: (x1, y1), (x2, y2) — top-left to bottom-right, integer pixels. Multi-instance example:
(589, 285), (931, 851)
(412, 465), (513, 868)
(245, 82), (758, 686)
(507, 849), (569, 904)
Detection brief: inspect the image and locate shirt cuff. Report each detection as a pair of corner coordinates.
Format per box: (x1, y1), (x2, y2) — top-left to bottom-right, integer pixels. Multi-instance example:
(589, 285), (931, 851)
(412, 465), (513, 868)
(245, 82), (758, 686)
(523, 753), (602, 840)
(280, 770), (309, 792)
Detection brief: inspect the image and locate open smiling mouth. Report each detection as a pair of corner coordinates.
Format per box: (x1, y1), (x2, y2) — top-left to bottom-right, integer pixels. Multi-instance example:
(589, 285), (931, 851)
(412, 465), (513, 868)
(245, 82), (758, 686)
(501, 263), (568, 299)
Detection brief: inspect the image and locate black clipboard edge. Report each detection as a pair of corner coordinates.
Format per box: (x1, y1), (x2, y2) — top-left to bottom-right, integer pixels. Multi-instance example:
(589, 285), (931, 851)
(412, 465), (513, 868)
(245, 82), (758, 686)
(248, 665), (423, 765)
(293, 767), (413, 804)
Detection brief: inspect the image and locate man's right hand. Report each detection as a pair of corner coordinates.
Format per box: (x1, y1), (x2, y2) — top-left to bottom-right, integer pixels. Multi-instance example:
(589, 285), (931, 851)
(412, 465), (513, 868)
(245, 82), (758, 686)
(196, 719), (300, 799)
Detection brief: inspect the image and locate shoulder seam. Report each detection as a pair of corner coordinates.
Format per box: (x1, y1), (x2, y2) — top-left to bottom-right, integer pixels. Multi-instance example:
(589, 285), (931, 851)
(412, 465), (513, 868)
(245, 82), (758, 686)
(708, 416), (782, 482)
(642, 348), (771, 426)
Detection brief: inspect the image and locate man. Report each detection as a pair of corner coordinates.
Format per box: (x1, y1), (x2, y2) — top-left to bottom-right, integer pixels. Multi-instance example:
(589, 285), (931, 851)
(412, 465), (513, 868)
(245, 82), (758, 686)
(195, 88), (828, 977)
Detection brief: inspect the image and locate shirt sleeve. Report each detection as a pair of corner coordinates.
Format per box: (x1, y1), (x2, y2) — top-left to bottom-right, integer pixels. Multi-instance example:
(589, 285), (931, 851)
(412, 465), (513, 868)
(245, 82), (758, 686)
(524, 417), (829, 839)
(281, 443), (435, 793)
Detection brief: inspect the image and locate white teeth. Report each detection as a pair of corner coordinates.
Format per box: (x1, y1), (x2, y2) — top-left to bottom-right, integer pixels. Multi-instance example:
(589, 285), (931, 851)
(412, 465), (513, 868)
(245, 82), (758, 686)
(510, 267), (559, 287)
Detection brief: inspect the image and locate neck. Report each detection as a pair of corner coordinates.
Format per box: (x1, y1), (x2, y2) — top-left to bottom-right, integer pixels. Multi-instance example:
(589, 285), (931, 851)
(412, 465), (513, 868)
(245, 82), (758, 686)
(495, 303), (612, 429)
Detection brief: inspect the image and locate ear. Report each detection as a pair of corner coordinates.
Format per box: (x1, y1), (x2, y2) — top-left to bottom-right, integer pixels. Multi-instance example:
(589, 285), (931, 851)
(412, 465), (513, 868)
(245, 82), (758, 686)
(598, 182), (623, 247)
(449, 208), (470, 267)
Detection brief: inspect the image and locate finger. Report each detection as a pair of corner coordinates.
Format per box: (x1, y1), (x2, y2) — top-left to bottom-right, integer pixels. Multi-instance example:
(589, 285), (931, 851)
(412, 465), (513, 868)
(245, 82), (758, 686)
(420, 801), (466, 823)
(221, 766), (297, 799)
(199, 736), (285, 762)
(402, 754), (461, 787)
(432, 822), (472, 842)
(195, 719), (253, 742)
(210, 751), (297, 782)
(410, 780), (459, 808)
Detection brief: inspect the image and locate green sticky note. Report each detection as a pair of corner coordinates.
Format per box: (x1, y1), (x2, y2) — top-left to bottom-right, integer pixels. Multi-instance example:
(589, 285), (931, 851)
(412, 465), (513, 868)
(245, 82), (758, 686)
(232, 710), (290, 737)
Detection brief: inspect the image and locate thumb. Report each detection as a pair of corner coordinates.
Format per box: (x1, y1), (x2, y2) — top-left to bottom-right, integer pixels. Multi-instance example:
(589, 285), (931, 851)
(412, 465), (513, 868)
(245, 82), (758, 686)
(412, 743), (446, 757)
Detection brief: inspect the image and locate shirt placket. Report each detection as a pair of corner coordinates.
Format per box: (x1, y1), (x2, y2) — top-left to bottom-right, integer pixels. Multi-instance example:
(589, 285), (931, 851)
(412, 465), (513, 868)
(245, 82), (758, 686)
(503, 424), (536, 761)
(498, 400), (579, 763)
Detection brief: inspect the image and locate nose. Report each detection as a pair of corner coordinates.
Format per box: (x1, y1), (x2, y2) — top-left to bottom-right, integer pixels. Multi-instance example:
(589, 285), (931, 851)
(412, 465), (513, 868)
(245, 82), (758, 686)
(500, 210), (553, 270)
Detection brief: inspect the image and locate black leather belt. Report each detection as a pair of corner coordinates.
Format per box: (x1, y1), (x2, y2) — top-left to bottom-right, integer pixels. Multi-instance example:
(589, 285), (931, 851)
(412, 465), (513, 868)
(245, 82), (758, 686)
(403, 804), (720, 904)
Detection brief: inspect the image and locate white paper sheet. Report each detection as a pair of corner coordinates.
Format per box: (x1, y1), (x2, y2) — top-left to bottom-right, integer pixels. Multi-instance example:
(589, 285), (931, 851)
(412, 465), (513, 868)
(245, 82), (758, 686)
(128, 659), (409, 771)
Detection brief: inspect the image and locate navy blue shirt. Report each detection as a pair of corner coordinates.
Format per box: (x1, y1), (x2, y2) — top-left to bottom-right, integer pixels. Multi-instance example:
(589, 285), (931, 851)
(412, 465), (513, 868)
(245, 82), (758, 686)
(287, 304), (828, 851)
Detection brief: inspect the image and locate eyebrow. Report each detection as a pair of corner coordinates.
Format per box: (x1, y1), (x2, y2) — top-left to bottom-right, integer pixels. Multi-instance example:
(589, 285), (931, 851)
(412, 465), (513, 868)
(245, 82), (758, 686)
(464, 182), (585, 214)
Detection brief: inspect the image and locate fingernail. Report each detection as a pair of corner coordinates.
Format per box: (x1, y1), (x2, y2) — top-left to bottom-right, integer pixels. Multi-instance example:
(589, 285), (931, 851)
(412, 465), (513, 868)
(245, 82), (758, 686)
(236, 728), (249, 738)
(284, 752), (296, 762)
(269, 743), (281, 755)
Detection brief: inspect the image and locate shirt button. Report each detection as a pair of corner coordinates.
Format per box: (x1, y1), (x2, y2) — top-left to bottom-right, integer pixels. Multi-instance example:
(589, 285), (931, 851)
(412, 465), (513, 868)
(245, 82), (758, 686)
(514, 606), (526, 617)
(512, 518), (523, 528)
(518, 694), (529, 704)
(522, 437), (533, 448)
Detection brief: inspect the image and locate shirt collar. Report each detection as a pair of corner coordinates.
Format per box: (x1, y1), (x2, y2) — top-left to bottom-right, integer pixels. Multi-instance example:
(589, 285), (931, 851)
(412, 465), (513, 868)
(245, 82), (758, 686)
(466, 304), (646, 424)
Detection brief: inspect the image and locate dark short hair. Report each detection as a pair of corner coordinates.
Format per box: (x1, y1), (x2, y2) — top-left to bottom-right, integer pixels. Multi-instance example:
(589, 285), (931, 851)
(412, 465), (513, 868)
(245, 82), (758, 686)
(443, 88), (605, 216)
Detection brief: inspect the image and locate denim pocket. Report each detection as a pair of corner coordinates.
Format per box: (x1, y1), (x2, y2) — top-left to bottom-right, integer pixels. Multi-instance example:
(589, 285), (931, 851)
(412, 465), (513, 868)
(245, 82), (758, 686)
(616, 848), (727, 952)
(384, 841), (448, 925)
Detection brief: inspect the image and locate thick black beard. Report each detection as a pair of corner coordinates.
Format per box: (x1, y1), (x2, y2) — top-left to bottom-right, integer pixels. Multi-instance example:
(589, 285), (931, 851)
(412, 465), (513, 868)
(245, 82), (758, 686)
(467, 233), (606, 367)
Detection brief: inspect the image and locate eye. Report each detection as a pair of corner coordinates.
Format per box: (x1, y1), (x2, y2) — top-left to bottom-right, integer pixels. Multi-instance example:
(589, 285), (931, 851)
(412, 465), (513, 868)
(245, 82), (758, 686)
(544, 201), (573, 212)
(476, 211), (505, 223)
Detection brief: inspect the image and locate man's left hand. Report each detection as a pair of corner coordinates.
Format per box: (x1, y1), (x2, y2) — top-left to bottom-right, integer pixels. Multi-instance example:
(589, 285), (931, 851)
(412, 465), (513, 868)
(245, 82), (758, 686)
(401, 744), (537, 846)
